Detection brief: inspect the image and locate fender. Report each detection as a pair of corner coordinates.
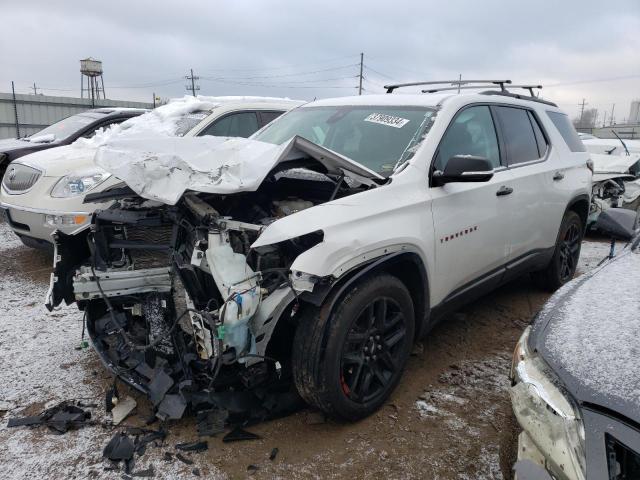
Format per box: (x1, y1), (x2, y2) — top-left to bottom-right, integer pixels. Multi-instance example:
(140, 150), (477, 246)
(565, 193), (591, 234)
(299, 251), (431, 340)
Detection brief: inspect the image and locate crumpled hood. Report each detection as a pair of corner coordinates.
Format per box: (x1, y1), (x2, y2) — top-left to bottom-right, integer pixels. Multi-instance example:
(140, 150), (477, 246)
(529, 246), (640, 425)
(0, 138), (31, 153)
(15, 144), (100, 177)
(94, 135), (383, 205)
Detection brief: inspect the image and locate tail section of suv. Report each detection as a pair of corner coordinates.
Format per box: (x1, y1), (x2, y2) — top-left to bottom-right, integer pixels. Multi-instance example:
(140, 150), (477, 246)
(46, 81), (591, 422)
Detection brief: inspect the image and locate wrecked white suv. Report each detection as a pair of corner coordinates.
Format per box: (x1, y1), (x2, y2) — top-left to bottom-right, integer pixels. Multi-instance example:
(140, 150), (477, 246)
(47, 81), (591, 422)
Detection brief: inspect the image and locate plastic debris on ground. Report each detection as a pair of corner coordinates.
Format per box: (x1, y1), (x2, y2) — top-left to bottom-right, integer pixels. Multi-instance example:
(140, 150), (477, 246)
(6, 401), (92, 433)
(103, 432), (136, 473)
(222, 427), (261, 443)
(175, 440), (208, 452)
(102, 427), (167, 474)
(112, 396), (137, 425)
(269, 447), (279, 461)
(175, 453), (194, 465)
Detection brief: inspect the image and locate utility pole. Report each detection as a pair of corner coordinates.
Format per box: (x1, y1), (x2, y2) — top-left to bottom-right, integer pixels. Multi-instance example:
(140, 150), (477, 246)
(185, 68), (200, 97)
(457, 74), (462, 93)
(358, 53), (364, 95)
(578, 98), (588, 127)
(11, 81), (20, 138)
(610, 103), (615, 126)
(32, 83), (39, 95)
(153, 92), (156, 109)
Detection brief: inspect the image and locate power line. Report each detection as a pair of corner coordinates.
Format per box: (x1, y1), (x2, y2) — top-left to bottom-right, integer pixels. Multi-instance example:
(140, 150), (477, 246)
(200, 76), (356, 89)
(200, 54), (360, 74)
(363, 65), (397, 81)
(201, 63), (359, 81)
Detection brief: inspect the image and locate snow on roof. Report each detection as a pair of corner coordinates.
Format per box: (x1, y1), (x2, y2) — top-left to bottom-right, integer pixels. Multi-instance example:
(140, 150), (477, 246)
(542, 247), (640, 407)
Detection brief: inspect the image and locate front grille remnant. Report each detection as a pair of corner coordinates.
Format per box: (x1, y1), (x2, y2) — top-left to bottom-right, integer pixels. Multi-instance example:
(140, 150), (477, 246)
(2, 164), (42, 193)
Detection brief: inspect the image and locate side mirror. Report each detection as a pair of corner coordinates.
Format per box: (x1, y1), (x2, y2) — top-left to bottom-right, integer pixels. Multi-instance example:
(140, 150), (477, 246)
(433, 155), (494, 186)
(595, 208), (638, 241)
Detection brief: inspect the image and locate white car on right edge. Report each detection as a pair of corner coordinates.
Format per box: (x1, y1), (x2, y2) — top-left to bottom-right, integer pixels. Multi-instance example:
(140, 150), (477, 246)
(48, 80), (591, 422)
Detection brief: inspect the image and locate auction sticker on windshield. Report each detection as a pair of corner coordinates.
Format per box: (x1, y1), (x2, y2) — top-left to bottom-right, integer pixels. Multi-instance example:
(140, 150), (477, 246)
(364, 113), (410, 128)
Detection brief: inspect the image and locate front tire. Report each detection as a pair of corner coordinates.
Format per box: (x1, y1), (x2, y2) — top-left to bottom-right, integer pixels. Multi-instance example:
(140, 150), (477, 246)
(533, 210), (583, 291)
(292, 274), (415, 421)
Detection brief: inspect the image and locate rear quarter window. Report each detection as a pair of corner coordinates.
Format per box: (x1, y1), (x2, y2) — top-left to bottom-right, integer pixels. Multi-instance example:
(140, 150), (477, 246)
(546, 111), (586, 152)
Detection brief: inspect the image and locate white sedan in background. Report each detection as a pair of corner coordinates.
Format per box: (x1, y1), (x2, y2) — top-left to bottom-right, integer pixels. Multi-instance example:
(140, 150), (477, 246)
(0, 96), (303, 248)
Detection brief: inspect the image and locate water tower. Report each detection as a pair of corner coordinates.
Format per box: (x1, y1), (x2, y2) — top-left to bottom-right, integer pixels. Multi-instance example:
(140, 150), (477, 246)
(80, 57), (106, 106)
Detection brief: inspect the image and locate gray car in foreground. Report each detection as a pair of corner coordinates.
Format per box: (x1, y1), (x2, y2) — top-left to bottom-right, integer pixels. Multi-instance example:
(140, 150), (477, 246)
(511, 208), (640, 480)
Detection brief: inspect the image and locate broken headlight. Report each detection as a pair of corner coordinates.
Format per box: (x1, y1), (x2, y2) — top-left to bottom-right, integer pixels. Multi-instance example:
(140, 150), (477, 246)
(50, 169), (111, 198)
(510, 327), (586, 480)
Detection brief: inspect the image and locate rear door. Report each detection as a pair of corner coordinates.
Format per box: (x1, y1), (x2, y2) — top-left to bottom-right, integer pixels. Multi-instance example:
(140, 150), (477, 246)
(492, 106), (565, 262)
(430, 104), (515, 306)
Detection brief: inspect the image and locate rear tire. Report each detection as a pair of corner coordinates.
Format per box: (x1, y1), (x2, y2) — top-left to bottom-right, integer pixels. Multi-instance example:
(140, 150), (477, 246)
(292, 274), (415, 421)
(533, 211), (583, 292)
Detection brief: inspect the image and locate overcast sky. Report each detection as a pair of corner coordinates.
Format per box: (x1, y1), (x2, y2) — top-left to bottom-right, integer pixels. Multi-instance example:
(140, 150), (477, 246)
(2, 0), (639, 122)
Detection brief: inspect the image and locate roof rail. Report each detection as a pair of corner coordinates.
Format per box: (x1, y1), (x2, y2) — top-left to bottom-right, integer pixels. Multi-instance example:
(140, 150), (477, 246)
(421, 84), (542, 95)
(384, 79), (511, 94)
(481, 89), (558, 107)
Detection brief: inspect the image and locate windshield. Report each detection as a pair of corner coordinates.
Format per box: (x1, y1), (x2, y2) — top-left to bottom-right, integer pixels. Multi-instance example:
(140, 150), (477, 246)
(29, 112), (106, 141)
(253, 105), (436, 175)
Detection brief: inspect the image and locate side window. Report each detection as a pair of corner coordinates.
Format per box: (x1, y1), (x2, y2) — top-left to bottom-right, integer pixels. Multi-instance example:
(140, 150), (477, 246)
(200, 112), (259, 138)
(258, 111), (283, 127)
(494, 106), (540, 165)
(546, 111), (586, 152)
(434, 105), (500, 171)
(81, 119), (125, 138)
(528, 111), (549, 158)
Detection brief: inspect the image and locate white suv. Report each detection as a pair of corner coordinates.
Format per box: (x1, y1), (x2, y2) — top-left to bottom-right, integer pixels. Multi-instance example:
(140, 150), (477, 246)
(47, 81), (591, 421)
(0, 96), (303, 248)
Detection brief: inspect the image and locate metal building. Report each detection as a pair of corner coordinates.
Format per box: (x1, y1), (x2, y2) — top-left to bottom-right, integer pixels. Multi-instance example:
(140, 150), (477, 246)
(0, 92), (152, 139)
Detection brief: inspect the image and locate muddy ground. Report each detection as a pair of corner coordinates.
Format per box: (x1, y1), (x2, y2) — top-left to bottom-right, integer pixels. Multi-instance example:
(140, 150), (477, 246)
(0, 219), (611, 479)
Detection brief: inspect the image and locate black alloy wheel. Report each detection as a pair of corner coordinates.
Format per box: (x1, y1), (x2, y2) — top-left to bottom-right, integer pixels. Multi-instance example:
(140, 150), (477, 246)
(340, 297), (407, 403)
(559, 222), (581, 282)
(532, 210), (583, 291)
(292, 274), (415, 420)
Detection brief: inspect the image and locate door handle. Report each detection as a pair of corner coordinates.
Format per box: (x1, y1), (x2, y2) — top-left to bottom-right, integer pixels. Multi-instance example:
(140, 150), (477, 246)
(496, 186), (513, 196)
(553, 171), (565, 181)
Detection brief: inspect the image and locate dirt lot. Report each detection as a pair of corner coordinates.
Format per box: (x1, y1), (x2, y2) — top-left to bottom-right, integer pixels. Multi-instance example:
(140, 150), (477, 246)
(0, 219), (611, 479)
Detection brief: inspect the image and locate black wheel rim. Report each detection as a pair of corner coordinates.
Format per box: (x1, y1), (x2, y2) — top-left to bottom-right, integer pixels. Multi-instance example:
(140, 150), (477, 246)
(340, 297), (407, 403)
(559, 223), (580, 282)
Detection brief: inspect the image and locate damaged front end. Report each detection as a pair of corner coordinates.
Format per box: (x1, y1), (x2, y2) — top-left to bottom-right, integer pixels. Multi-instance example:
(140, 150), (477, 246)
(588, 154), (640, 228)
(46, 159), (367, 421)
